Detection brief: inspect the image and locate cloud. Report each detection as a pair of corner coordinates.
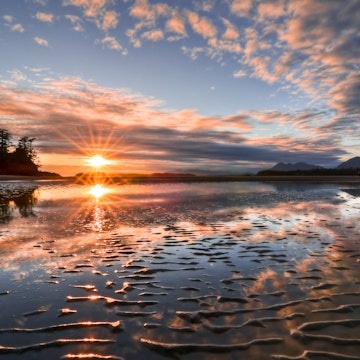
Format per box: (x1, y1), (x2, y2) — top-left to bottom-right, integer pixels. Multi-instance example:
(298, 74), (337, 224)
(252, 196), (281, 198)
(11, 24), (25, 32)
(186, 11), (217, 39)
(207, 38), (242, 56)
(63, 0), (108, 18)
(100, 36), (123, 51)
(9, 70), (27, 81)
(233, 70), (246, 78)
(142, 29), (164, 42)
(258, 0), (285, 20)
(130, 0), (169, 24)
(101, 10), (118, 31)
(33, 0), (47, 5)
(35, 12), (54, 23)
(3, 15), (13, 23)
(3, 15), (24, 32)
(181, 46), (204, 60)
(63, 0), (118, 32)
(222, 18), (239, 40)
(65, 14), (84, 31)
(166, 11), (187, 37)
(229, 0), (253, 17)
(33, 37), (49, 47)
(0, 77), (346, 174)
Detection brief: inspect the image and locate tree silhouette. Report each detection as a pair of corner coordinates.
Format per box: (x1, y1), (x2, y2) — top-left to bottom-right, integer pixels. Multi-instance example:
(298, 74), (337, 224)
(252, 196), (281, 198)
(0, 129), (11, 161)
(0, 129), (39, 175)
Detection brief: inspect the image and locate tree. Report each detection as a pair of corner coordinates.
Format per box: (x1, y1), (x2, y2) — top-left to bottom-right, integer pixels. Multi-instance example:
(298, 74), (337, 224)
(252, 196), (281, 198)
(16, 136), (38, 163)
(0, 129), (11, 160)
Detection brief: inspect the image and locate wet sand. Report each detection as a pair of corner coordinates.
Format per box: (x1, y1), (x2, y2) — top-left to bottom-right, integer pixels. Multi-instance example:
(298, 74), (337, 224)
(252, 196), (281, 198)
(0, 181), (359, 359)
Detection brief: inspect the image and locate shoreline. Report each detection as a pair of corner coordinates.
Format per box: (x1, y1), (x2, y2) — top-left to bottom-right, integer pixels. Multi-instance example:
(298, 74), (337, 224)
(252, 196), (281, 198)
(1, 174), (360, 184)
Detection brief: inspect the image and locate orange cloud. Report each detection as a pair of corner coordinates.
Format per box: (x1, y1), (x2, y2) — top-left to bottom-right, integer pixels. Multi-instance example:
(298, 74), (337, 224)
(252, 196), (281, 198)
(0, 76), (346, 175)
(33, 36), (49, 47)
(100, 36), (123, 51)
(186, 11), (217, 39)
(258, 0), (285, 20)
(166, 12), (187, 36)
(229, 0), (253, 17)
(101, 10), (118, 30)
(142, 29), (164, 41)
(63, 0), (108, 18)
(35, 12), (54, 23)
(11, 23), (24, 32)
(222, 18), (239, 40)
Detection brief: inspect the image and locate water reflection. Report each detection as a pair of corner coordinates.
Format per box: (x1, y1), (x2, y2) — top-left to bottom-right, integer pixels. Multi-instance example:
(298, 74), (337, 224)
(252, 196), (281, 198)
(89, 184), (109, 200)
(0, 184), (38, 223)
(0, 181), (359, 360)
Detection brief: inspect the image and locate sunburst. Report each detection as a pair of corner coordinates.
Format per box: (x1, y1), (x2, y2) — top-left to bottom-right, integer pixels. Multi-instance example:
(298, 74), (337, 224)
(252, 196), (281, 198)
(86, 155), (110, 168)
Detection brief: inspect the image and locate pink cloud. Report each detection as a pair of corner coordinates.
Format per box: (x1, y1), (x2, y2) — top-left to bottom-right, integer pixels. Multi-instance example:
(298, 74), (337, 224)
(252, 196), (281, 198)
(33, 36), (49, 47)
(65, 14), (84, 32)
(35, 12), (54, 23)
(11, 23), (24, 32)
(100, 36), (123, 51)
(247, 56), (277, 83)
(258, 0), (285, 20)
(208, 38), (241, 55)
(229, 0), (253, 17)
(186, 11), (217, 39)
(101, 10), (118, 31)
(0, 77), (345, 174)
(130, 0), (169, 23)
(222, 18), (239, 40)
(142, 29), (164, 41)
(166, 12), (187, 36)
(63, 0), (108, 18)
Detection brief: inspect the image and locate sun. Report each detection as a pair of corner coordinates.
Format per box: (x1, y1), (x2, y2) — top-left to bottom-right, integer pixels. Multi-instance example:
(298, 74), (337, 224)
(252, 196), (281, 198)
(86, 155), (109, 168)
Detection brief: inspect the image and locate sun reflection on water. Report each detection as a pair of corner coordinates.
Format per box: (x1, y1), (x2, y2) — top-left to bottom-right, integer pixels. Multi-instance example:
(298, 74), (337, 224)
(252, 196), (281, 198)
(89, 184), (108, 200)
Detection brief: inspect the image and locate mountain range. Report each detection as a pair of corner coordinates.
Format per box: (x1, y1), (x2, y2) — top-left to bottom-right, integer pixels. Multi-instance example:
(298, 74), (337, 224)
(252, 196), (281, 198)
(267, 156), (360, 172)
(336, 156), (360, 169)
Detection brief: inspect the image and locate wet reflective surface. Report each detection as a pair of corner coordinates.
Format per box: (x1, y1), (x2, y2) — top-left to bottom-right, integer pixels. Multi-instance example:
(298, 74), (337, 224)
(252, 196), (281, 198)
(0, 180), (359, 359)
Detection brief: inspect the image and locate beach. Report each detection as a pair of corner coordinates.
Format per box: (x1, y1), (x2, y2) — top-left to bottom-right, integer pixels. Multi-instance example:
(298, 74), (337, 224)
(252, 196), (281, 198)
(0, 180), (359, 359)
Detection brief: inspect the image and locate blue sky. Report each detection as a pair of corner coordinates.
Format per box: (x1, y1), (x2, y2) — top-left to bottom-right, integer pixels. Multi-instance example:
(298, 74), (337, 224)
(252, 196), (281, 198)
(0, 0), (359, 175)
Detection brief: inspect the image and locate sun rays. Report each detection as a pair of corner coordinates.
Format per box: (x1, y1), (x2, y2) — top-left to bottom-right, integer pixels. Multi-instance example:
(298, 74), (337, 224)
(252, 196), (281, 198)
(86, 155), (111, 168)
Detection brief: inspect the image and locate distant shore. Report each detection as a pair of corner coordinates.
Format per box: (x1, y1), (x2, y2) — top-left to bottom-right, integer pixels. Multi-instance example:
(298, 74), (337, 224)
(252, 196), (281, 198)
(0, 174), (68, 182)
(1, 174), (360, 184)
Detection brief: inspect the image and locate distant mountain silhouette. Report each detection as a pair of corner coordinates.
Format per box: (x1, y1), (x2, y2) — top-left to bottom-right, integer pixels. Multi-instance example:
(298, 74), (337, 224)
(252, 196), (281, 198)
(270, 162), (323, 171)
(337, 156), (360, 169)
(258, 156), (360, 176)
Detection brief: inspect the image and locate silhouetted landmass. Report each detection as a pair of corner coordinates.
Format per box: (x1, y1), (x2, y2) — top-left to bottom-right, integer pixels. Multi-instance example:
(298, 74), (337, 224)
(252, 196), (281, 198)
(0, 128), (60, 177)
(257, 168), (360, 176)
(271, 162), (323, 171)
(151, 172), (197, 177)
(337, 156), (360, 169)
(258, 157), (360, 176)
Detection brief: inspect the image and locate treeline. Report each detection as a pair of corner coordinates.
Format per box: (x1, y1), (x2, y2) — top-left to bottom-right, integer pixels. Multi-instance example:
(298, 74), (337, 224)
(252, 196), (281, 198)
(0, 128), (41, 175)
(0, 128), (61, 177)
(257, 168), (360, 176)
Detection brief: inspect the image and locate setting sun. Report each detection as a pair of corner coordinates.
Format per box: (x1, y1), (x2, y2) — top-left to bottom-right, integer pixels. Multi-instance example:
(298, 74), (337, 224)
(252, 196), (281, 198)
(87, 155), (109, 168)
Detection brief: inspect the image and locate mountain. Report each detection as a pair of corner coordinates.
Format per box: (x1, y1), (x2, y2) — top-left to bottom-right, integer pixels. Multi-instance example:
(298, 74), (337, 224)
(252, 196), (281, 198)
(337, 156), (360, 169)
(270, 162), (323, 171)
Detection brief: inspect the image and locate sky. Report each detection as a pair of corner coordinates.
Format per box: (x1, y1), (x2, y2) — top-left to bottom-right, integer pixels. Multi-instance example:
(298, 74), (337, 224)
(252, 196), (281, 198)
(0, 0), (359, 176)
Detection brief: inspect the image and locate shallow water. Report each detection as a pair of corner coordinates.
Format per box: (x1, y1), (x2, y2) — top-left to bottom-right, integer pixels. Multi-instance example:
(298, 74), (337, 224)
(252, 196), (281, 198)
(0, 180), (359, 359)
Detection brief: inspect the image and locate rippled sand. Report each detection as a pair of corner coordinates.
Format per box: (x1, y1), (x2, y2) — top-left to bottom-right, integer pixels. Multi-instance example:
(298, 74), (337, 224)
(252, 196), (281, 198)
(0, 181), (359, 359)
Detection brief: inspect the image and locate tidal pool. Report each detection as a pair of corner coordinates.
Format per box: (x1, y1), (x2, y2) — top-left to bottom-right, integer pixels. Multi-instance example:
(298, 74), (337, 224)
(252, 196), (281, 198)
(0, 180), (359, 360)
